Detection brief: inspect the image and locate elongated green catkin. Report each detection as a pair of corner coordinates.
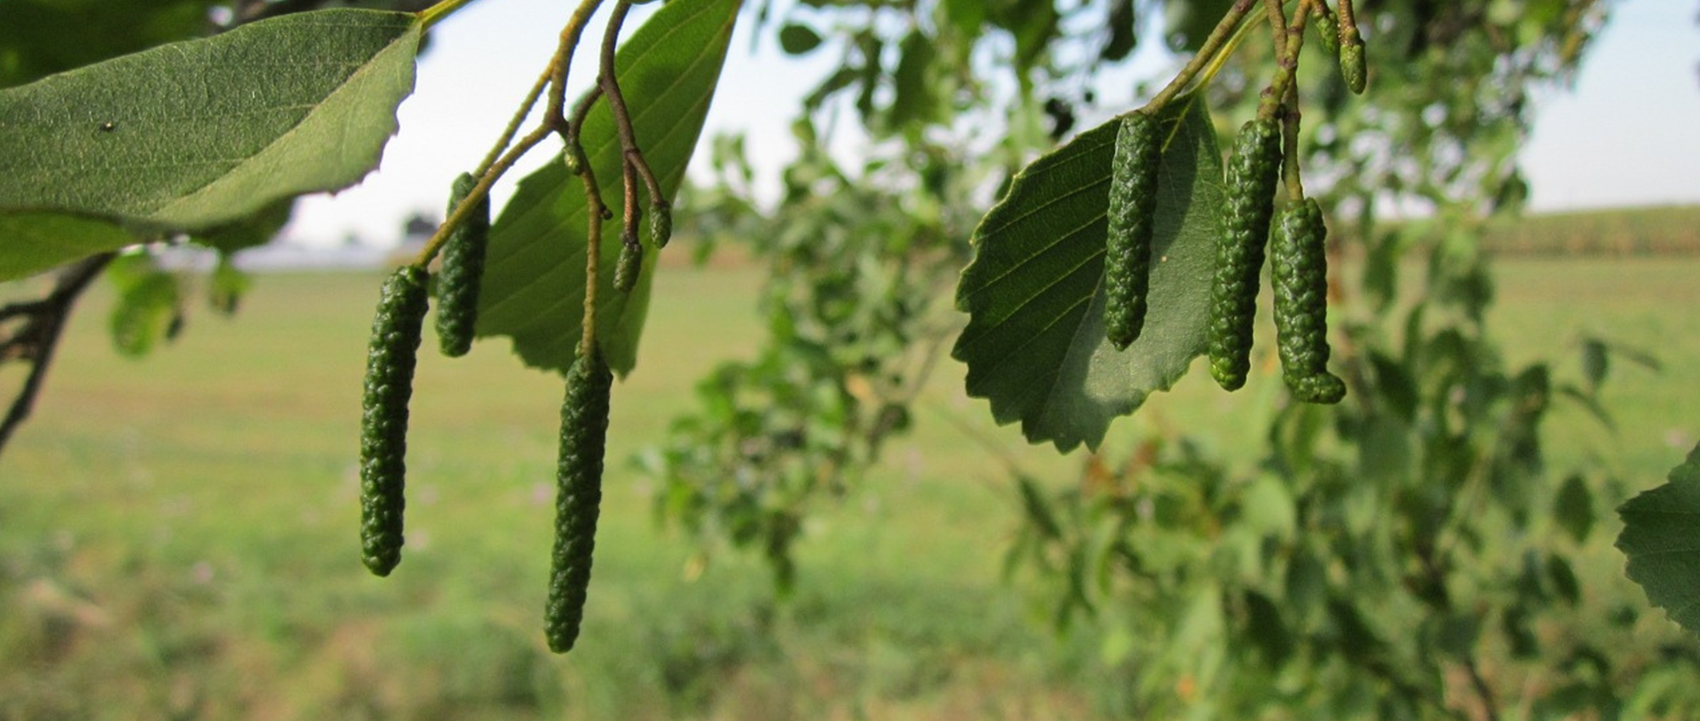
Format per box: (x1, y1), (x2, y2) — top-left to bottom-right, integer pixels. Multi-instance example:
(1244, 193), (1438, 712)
(1271, 198), (1346, 404)
(1208, 118), (1283, 391)
(649, 202), (672, 249)
(544, 347), (614, 654)
(1340, 30), (1366, 94)
(1104, 111), (1162, 350)
(359, 266), (430, 576)
(614, 235), (643, 294)
(436, 173), (490, 357)
(1310, 2), (1340, 55)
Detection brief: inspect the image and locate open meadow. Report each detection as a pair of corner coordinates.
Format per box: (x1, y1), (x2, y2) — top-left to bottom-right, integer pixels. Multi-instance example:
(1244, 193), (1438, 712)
(3, 248), (1700, 719)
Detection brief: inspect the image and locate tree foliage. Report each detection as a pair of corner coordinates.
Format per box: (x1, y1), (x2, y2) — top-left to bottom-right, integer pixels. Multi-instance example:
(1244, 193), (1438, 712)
(3, 0), (1698, 716)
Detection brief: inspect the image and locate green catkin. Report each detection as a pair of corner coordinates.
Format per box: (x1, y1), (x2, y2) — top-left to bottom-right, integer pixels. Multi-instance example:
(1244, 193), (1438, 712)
(544, 347), (614, 654)
(1340, 24), (1366, 94)
(435, 172), (490, 357)
(359, 266), (430, 576)
(1310, 3), (1340, 55)
(1207, 118), (1283, 391)
(1104, 111), (1162, 350)
(1271, 198), (1347, 404)
(614, 233), (643, 294)
(649, 202), (672, 249)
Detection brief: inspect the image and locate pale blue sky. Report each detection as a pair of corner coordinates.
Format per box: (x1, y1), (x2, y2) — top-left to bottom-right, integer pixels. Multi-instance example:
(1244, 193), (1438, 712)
(283, 0), (1700, 246)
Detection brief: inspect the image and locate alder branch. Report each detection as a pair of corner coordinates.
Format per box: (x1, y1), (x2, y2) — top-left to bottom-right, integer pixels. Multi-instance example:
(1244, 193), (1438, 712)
(0, 253), (115, 457)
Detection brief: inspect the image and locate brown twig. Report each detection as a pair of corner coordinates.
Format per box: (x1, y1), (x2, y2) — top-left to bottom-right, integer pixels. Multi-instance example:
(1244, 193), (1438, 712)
(596, 0), (667, 218)
(1463, 653), (1502, 721)
(0, 253), (115, 456)
(571, 87), (610, 358)
(547, 0), (606, 133)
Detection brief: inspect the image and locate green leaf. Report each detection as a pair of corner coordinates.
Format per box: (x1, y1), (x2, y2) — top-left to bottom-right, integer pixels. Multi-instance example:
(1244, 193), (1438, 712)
(106, 253), (182, 357)
(887, 29), (937, 128)
(476, 0), (741, 377)
(0, 9), (419, 233)
(1553, 473), (1594, 543)
(208, 254), (251, 316)
(0, 211), (134, 282)
(1617, 442), (1700, 632)
(190, 199), (295, 255)
(777, 23), (823, 55)
(951, 94), (1223, 451)
(1162, 0), (1236, 52)
(0, 0), (219, 87)
(1581, 336), (1608, 390)
(1241, 589), (1293, 665)
(1101, 0), (1137, 62)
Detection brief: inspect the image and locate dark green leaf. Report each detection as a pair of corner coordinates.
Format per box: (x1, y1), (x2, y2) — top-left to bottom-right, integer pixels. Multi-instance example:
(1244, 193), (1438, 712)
(1502, 604), (1540, 659)
(1581, 336), (1608, 389)
(1368, 350), (1418, 421)
(777, 23), (823, 54)
(1605, 339), (1662, 373)
(886, 29), (936, 128)
(1100, 0), (1137, 62)
(476, 0), (741, 376)
(1162, 0), (1235, 52)
(1556, 384), (1617, 435)
(1554, 473), (1594, 543)
(988, 0), (1060, 75)
(1242, 589), (1293, 665)
(0, 9), (419, 233)
(1547, 555), (1580, 605)
(191, 199), (295, 255)
(0, 211), (135, 282)
(1617, 442), (1700, 633)
(0, 0), (218, 87)
(1432, 612), (1480, 659)
(952, 93), (1222, 451)
(1015, 475), (1063, 541)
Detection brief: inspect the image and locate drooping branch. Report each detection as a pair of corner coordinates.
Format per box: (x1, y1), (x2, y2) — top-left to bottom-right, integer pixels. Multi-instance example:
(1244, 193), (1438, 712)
(0, 253), (116, 457)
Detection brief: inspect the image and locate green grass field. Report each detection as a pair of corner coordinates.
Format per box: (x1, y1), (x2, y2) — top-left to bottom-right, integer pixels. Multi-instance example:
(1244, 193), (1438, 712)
(3, 251), (1698, 719)
(1483, 204), (1700, 256)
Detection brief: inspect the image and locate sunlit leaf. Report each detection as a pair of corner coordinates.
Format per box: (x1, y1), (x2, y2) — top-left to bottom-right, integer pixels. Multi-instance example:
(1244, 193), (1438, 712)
(476, 0), (741, 376)
(951, 93), (1223, 451)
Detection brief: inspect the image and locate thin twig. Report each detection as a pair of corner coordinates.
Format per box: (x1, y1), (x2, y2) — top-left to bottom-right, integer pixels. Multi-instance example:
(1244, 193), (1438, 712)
(417, 0), (605, 267)
(476, 65), (553, 177)
(1278, 0), (1309, 200)
(571, 88), (609, 358)
(414, 123), (554, 267)
(596, 0), (667, 211)
(547, 0), (607, 132)
(1463, 658), (1502, 721)
(0, 253), (115, 456)
(1143, 0), (1259, 112)
(1280, 82), (1304, 199)
(1265, 0), (1289, 60)
(1257, 0), (1306, 120)
(0, 300), (52, 323)
(416, 0), (479, 29)
(1337, 0), (1359, 41)
(620, 156), (641, 248)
